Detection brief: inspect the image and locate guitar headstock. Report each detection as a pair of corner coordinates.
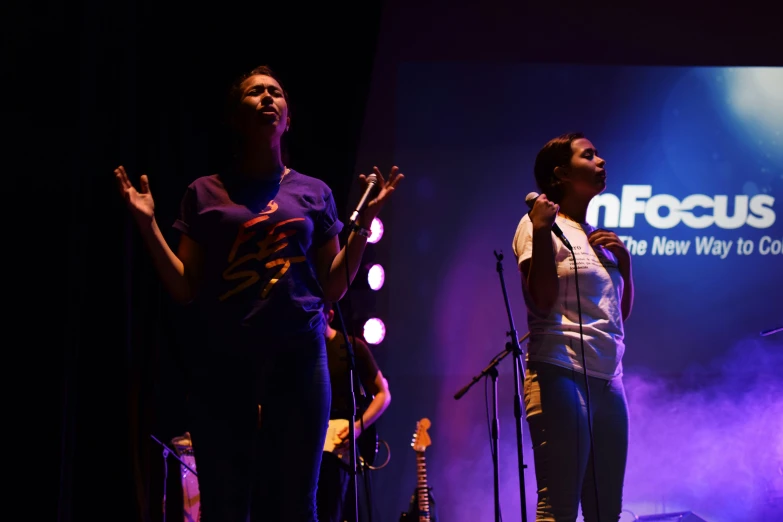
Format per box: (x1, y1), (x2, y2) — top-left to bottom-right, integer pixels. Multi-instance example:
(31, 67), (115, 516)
(411, 417), (432, 452)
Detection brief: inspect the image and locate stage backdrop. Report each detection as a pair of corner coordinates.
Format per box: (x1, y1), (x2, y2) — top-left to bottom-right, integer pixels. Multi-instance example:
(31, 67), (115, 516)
(357, 64), (783, 522)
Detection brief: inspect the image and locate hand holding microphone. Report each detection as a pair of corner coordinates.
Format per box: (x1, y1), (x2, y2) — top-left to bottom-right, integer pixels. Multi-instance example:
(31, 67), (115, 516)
(348, 166), (405, 226)
(349, 173), (379, 226)
(525, 192), (573, 251)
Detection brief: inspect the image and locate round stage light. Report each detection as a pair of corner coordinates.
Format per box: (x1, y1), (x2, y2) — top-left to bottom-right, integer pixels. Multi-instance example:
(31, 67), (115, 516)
(363, 318), (386, 344)
(367, 264), (385, 290)
(368, 217), (384, 244)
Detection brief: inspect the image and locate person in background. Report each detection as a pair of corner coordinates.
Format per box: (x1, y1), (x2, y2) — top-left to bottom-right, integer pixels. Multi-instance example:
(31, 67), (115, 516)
(317, 300), (391, 522)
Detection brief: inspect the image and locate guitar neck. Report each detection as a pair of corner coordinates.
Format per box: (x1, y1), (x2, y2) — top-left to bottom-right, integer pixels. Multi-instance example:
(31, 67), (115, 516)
(416, 451), (430, 522)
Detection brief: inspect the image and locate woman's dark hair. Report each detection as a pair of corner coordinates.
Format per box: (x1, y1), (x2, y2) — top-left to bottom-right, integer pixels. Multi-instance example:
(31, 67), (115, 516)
(533, 132), (584, 203)
(221, 65), (291, 166)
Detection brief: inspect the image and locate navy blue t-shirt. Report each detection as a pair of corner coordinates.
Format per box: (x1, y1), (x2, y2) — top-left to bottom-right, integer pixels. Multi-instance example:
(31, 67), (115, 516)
(173, 170), (343, 343)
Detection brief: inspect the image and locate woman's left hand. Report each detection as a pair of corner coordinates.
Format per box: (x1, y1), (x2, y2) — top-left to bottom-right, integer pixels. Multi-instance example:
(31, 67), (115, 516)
(358, 166), (404, 222)
(588, 228), (631, 267)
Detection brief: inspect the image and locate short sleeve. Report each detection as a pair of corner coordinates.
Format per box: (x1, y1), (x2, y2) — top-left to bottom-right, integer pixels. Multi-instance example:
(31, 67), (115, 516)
(512, 215), (533, 270)
(314, 190), (344, 248)
(172, 185), (200, 242)
(352, 336), (380, 395)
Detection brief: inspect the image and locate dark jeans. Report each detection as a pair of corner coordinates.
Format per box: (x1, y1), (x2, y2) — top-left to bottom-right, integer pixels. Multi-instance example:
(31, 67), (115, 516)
(524, 361), (629, 522)
(187, 328), (331, 522)
(317, 452), (351, 522)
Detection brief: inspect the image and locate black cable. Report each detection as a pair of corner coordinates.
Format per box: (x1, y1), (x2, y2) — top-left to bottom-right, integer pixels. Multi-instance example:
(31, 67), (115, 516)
(570, 248), (600, 521)
(485, 375), (492, 459)
(162, 448), (168, 522)
(482, 346), (510, 461)
(342, 223), (369, 442)
(482, 349), (506, 453)
(484, 374), (504, 522)
(481, 350), (504, 457)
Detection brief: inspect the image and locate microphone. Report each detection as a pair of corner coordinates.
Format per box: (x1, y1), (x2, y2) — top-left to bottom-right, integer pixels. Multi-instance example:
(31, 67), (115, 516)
(525, 192), (573, 251)
(348, 173), (379, 226)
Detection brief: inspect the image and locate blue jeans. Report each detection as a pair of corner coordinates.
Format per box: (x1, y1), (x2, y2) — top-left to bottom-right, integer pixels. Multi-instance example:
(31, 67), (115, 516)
(316, 452), (351, 522)
(188, 328), (331, 522)
(524, 361), (629, 522)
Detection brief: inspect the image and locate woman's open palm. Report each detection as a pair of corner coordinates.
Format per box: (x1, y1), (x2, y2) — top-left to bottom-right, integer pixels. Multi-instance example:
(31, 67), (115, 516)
(115, 165), (155, 224)
(358, 165), (404, 220)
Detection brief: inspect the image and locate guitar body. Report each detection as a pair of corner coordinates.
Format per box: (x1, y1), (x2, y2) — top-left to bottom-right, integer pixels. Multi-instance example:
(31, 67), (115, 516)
(323, 418), (378, 468)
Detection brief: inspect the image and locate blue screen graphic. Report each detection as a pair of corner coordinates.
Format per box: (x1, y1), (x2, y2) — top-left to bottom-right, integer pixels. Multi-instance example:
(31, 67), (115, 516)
(373, 64), (782, 522)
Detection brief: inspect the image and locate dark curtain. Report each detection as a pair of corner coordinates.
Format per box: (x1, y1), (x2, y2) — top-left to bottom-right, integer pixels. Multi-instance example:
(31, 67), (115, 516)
(35, 1), (385, 521)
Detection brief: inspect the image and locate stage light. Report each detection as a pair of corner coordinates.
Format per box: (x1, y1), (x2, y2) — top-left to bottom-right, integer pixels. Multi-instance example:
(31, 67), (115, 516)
(368, 217), (383, 243)
(367, 264), (385, 290)
(726, 67), (782, 133)
(363, 318), (386, 344)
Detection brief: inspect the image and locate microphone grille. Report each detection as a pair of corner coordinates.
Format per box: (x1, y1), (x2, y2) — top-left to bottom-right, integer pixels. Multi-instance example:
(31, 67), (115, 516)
(525, 192), (541, 207)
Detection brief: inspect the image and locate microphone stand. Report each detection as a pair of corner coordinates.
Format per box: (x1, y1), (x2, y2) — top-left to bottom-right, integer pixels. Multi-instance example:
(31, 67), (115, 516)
(150, 434), (198, 522)
(333, 300), (363, 522)
(334, 207), (379, 522)
(453, 331), (530, 522)
(330, 179), (381, 522)
(760, 326), (782, 337)
(453, 250), (529, 522)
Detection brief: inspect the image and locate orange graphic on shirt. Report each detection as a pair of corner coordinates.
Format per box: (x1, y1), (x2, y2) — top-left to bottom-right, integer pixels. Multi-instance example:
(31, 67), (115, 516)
(219, 201), (306, 301)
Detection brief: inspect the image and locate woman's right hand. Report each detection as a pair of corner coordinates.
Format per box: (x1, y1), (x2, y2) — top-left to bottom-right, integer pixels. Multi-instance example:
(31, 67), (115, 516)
(529, 193), (559, 231)
(115, 165), (155, 226)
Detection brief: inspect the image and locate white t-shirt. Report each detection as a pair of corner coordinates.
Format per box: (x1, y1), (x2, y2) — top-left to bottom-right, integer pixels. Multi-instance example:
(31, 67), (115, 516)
(512, 214), (625, 379)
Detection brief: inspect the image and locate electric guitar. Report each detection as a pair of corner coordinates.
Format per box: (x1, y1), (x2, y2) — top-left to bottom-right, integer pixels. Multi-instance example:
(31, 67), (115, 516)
(412, 418), (433, 522)
(323, 418), (378, 468)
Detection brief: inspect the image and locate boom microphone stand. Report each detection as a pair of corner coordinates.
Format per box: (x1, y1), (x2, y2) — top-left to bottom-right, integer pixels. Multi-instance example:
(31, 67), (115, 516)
(453, 250), (529, 522)
(760, 326), (782, 337)
(493, 249), (529, 522)
(454, 331), (530, 522)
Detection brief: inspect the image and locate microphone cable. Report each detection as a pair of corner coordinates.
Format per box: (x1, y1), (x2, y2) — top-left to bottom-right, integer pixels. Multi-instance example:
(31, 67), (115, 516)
(566, 230), (601, 522)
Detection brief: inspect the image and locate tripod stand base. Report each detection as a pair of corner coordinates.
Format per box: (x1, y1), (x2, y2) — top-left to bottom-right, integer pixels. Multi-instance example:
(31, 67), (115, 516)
(635, 512), (708, 521)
